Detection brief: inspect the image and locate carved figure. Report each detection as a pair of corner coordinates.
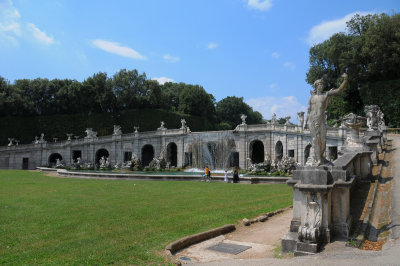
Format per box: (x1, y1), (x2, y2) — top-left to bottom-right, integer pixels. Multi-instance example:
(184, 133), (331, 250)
(7, 138), (14, 147)
(341, 113), (366, 146)
(284, 116), (291, 126)
(304, 73), (348, 165)
(271, 113), (277, 124)
(181, 119), (187, 129)
(158, 121), (166, 130)
(241, 114), (247, 125)
(298, 195), (321, 243)
(297, 112), (305, 128)
(113, 125), (122, 135)
(364, 105), (380, 131)
(40, 133), (45, 142)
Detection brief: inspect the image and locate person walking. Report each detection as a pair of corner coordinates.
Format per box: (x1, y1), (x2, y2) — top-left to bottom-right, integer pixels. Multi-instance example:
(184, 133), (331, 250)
(224, 170), (228, 183)
(204, 166), (210, 182)
(233, 168), (239, 183)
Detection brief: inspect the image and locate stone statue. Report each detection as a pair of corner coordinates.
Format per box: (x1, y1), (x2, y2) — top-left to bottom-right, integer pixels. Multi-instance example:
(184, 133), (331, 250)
(158, 121), (166, 130)
(241, 114), (247, 125)
(284, 116), (291, 126)
(297, 112), (305, 128)
(113, 125), (122, 135)
(341, 113), (366, 147)
(134, 126), (139, 133)
(181, 119), (187, 129)
(304, 73), (348, 165)
(40, 133), (45, 143)
(271, 113), (277, 124)
(85, 128), (97, 139)
(364, 105), (379, 131)
(7, 138), (14, 147)
(34, 136), (39, 144)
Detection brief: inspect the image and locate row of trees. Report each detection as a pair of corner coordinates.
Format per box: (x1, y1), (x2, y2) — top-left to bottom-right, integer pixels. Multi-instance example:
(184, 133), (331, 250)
(306, 13), (400, 127)
(0, 69), (263, 130)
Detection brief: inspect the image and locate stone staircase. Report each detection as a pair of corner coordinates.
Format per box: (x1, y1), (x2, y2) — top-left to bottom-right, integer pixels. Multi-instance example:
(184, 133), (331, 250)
(350, 140), (393, 249)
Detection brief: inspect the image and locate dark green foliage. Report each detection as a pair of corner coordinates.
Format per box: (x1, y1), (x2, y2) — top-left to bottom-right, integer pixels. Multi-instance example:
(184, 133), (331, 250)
(0, 109), (210, 145)
(1, 68), (268, 144)
(306, 13), (400, 127)
(216, 96), (263, 129)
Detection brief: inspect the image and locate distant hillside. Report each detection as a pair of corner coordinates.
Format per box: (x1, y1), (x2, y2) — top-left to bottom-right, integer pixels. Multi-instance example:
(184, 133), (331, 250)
(0, 109), (215, 146)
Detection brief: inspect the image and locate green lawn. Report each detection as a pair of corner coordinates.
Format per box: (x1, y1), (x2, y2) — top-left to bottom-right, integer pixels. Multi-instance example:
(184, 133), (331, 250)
(0, 170), (292, 265)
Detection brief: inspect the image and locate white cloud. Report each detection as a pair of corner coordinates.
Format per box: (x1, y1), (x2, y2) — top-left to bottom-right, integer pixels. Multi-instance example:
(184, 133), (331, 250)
(246, 96), (306, 123)
(92, 39), (146, 60)
(247, 0), (273, 11)
(271, 52), (280, 59)
(152, 77), (174, 85)
(307, 11), (373, 45)
(283, 61), (295, 70)
(27, 23), (54, 45)
(0, 0), (57, 46)
(207, 42), (219, 49)
(0, 0), (21, 45)
(163, 54), (180, 63)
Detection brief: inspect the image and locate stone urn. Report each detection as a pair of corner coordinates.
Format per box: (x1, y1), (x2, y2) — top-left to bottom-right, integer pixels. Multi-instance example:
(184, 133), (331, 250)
(342, 113), (366, 147)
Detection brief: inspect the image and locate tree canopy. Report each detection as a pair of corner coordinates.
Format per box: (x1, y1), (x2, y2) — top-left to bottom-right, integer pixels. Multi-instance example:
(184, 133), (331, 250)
(216, 96), (263, 129)
(306, 13), (400, 127)
(0, 69), (264, 133)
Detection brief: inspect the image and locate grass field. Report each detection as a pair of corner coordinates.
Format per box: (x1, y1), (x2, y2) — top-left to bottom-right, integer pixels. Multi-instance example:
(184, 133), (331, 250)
(0, 170), (292, 264)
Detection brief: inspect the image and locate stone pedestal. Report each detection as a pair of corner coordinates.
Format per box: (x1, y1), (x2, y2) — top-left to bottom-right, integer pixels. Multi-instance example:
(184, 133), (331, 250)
(282, 164), (355, 255)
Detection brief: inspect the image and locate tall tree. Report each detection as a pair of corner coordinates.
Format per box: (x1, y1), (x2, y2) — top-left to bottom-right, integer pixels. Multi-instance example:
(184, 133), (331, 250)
(306, 13), (400, 127)
(216, 96), (263, 129)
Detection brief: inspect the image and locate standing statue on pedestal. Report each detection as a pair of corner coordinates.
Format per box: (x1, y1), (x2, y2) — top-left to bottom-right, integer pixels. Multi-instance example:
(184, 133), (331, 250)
(304, 73), (348, 165)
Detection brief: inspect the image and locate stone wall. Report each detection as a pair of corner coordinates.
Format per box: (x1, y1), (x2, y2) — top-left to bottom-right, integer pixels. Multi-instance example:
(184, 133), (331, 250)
(0, 123), (348, 170)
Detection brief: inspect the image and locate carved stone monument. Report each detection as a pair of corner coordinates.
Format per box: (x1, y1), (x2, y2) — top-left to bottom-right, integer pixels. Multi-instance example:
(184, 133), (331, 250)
(271, 113), (277, 124)
(284, 116), (291, 126)
(240, 114), (247, 125)
(304, 73), (348, 166)
(297, 112), (305, 128)
(158, 121), (166, 130)
(282, 74), (368, 256)
(113, 125), (122, 135)
(341, 113), (366, 149)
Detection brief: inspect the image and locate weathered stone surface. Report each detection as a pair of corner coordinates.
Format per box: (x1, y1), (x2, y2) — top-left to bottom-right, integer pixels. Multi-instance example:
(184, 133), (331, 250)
(165, 224), (235, 254)
(242, 218), (250, 226)
(281, 232), (298, 253)
(296, 242), (318, 253)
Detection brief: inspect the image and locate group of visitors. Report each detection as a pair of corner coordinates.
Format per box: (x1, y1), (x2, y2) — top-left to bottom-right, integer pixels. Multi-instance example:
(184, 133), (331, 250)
(203, 166), (240, 183)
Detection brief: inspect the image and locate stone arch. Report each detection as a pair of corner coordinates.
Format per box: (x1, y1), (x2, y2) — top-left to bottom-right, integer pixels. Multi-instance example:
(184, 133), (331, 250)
(141, 144), (154, 167)
(95, 148), (109, 164)
(48, 153), (62, 166)
(304, 144), (312, 164)
(167, 142), (177, 167)
(250, 140), (264, 164)
(275, 141), (283, 161)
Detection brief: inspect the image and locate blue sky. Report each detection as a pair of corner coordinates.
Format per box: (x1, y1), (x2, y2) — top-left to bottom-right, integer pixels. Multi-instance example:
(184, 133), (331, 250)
(0, 0), (399, 122)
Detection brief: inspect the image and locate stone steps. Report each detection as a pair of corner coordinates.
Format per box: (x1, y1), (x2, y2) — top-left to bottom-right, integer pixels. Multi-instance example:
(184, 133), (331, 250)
(351, 140), (392, 248)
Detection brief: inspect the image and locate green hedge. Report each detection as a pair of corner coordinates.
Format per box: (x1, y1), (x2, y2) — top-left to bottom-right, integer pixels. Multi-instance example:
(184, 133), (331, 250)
(0, 109), (215, 146)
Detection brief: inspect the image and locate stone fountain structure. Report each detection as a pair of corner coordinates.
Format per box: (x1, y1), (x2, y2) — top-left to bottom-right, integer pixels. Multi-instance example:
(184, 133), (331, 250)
(281, 75), (387, 256)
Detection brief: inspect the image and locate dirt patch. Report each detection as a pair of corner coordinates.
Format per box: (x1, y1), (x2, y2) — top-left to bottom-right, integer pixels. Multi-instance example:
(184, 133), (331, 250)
(174, 209), (292, 263)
